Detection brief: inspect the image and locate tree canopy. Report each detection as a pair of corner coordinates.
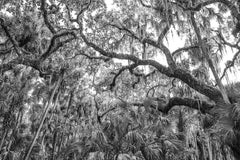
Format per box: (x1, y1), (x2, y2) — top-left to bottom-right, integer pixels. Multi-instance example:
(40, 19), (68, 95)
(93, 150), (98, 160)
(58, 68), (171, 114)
(0, 0), (240, 160)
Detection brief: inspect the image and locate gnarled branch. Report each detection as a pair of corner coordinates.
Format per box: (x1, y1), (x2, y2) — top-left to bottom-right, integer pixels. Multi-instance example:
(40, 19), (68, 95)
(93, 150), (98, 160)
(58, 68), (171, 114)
(80, 28), (222, 101)
(40, 30), (76, 62)
(220, 51), (240, 80)
(41, 0), (56, 34)
(172, 45), (199, 57)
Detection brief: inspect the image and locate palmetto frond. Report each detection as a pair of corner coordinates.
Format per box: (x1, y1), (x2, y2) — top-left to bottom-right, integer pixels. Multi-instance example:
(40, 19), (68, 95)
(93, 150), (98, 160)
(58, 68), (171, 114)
(140, 144), (163, 160)
(58, 138), (98, 159)
(125, 131), (145, 149)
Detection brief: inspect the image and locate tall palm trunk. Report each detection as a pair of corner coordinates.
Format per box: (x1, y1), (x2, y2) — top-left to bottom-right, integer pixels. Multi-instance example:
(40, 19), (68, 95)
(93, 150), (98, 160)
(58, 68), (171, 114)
(206, 136), (212, 160)
(0, 129), (8, 151)
(51, 130), (58, 160)
(23, 74), (63, 160)
(56, 132), (64, 159)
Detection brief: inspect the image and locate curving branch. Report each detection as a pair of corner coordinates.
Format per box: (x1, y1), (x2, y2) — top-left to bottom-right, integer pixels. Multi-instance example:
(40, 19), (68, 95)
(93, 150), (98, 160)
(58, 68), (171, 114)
(80, 29), (222, 101)
(146, 82), (171, 97)
(110, 63), (139, 90)
(138, 0), (163, 11)
(216, 30), (240, 49)
(99, 107), (116, 119)
(157, 24), (170, 44)
(41, 0), (56, 34)
(40, 30), (76, 62)
(109, 22), (176, 69)
(130, 97), (215, 114)
(76, 50), (111, 61)
(108, 23), (140, 41)
(160, 97), (215, 114)
(65, 0), (92, 24)
(172, 45), (199, 57)
(220, 51), (240, 80)
(156, 15), (177, 69)
(138, 0), (151, 8)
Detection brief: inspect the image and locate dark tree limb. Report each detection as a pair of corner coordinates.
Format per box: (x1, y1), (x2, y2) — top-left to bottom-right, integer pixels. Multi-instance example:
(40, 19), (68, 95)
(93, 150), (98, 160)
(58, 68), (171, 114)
(110, 63), (138, 90)
(40, 30), (76, 62)
(76, 50), (110, 61)
(108, 23), (140, 41)
(80, 29), (222, 101)
(160, 97), (214, 114)
(172, 45), (199, 57)
(146, 82), (170, 97)
(41, 0), (56, 34)
(138, 0), (152, 8)
(138, 0), (161, 11)
(216, 30), (240, 49)
(99, 107), (116, 119)
(130, 97), (215, 114)
(220, 51), (240, 80)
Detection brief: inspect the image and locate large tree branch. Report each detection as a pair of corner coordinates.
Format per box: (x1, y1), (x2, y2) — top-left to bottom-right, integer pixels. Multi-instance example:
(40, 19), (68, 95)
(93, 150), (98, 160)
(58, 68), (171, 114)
(131, 97), (215, 114)
(161, 97), (214, 114)
(80, 30), (222, 101)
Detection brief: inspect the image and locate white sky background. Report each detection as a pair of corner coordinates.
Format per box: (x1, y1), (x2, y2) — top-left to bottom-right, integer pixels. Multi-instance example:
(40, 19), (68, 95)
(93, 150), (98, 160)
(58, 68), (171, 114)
(104, 0), (240, 84)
